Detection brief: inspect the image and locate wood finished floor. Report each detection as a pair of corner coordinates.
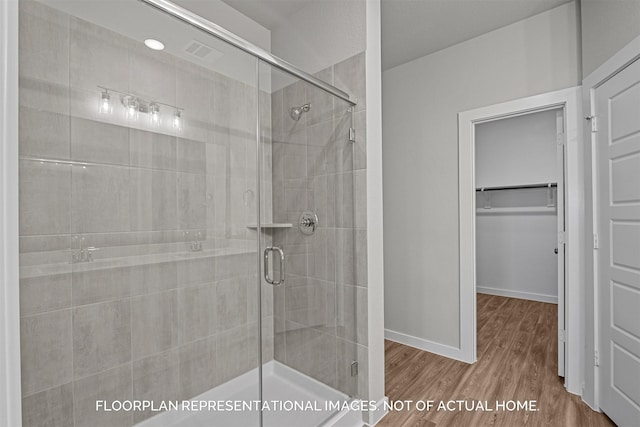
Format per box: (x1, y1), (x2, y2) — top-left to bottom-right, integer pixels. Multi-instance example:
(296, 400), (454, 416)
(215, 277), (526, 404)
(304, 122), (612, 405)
(379, 294), (615, 427)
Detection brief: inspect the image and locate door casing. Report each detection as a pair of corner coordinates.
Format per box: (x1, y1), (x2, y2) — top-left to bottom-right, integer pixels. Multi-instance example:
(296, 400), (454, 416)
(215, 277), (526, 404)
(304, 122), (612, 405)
(458, 86), (583, 395)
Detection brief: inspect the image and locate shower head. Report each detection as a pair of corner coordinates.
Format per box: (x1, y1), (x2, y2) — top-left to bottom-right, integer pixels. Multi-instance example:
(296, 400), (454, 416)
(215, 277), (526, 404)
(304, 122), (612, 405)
(289, 103), (311, 121)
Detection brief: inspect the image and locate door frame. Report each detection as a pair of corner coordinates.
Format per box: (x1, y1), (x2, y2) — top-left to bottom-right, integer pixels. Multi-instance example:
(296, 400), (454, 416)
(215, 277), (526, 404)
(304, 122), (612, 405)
(458, 86), (583, 395)
(582, 34), (640, 412)
(0, 0), (23, 425)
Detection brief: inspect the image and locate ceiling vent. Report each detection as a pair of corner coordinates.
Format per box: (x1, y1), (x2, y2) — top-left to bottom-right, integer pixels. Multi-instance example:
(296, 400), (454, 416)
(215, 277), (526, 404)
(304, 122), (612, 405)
(184, 40), (216, 59)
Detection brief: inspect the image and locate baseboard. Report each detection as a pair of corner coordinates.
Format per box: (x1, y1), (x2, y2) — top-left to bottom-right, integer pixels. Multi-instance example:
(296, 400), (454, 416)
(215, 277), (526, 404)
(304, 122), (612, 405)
(384, 329), (469, 363)
(364, 396), (388, 426)
(477, 286), (558, 304)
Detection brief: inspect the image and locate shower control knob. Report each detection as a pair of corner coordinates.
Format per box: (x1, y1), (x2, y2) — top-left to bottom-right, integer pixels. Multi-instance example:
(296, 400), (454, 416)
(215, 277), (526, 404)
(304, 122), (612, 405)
(299, 211), (318, 235)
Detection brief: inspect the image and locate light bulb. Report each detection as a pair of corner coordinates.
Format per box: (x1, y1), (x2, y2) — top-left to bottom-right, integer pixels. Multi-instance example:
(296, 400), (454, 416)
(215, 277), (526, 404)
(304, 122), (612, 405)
(173, 109), (182, 131)
(98, 90), (112, 114)
(126, 97), (139, 120)
(149, 103), (160, 126)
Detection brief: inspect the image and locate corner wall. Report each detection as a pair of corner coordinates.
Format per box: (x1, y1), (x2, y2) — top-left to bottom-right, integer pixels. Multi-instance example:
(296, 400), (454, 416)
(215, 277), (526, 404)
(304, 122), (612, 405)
(382, 2), (580, 352)
(581, 0), (640, 77)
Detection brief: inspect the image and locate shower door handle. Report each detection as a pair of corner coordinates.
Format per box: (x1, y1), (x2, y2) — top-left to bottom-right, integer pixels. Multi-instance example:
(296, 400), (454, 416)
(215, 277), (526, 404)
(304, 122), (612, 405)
(264, 246), (285, 286)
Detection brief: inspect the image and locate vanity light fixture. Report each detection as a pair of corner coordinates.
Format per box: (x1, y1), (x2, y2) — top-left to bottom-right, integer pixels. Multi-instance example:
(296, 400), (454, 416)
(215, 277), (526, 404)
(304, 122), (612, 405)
(149, 102), (160, 125)
(124, 96), (139, 120)
(98, 89), (112, 114)
(172, 109), (182, 130)
(144, 38), (165, 51)
(96, 86), (184, 131)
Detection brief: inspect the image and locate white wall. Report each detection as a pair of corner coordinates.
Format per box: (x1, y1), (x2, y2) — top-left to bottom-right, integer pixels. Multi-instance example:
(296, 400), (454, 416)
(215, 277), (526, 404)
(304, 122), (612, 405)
(271, 0), (365, 75)
(475, 111), (559, 303)
(476, 191), (559, 302)
(581, 0), (640, 77)
(382, 2), (579, 349)
(475, 110), (558, 188)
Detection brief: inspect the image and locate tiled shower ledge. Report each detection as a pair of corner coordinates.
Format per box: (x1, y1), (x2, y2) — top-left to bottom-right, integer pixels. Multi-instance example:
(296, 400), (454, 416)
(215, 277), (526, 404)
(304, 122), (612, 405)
(19, 246), (256, 279)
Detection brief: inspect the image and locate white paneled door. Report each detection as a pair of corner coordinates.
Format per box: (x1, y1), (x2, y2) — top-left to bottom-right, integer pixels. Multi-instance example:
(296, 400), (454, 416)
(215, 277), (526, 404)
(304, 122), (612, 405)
(595, 57), (640, 426)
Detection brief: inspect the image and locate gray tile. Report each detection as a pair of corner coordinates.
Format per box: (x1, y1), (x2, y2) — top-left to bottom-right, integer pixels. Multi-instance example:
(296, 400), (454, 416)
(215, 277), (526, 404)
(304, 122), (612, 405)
(19, 160), (71, 236)
(19, 235), (71, 254)
(132, 349), (180, 423)
(176, 256), (215, 288)
(179, 338), (216, 400)
(130, 169), (177, 231)
(177, 138), (206, 174)
(129, 129), (177, 170)
(178, 284), (216, 343)
(216, 277), (247, 332)
(281, 80), (306, 141)
(336, 172), (354, 228)
(355, 228), (368, 286)
(247, 278), (273, 324)
(19, 107), (70, 159)
(72, 266), (132, 306)
(131, 291), (178, 359)
(129, 261), (178, 296)
(20, 310), (73, 396)
(334, 52), (365, 112)
(73, 364), (133, 427)
(19, 0), (69, 85)
(176, 65), (213, 144)
(336, 284), (368, 346)
(69, 17), (130, 91)
(354, 109), (367, 170)
(283, 143), (307, 180)
(22, 383), (73, 427)
(216, 325), (250, 384)
(213, 253), (250, 281)
(71, 164), (130, 233)
(336, 338), (361, 397)
(354, 170), (367, 229)
(73, 300), (131, 379)
(248, 318), (274, 365)
(307, 228), (336, 282)
(129, 44), (175, 106)
(306, 67), (335, 126)
(283, 322), (336, 388)
(177, 172), (206, 230)
(20, 273), (71, 317)
(70, 117), (130, 166)
(271, 88), (283, 143)
(19, 76), (69, 117)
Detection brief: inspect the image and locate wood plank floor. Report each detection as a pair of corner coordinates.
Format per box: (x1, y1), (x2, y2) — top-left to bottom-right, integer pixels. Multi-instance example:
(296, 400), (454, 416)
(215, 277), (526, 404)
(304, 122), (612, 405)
(379, 294), (615, 426)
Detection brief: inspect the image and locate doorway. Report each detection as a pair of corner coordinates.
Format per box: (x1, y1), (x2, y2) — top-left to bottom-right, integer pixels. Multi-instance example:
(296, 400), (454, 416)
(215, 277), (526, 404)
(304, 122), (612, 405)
(458, 87), (583, 394)
(474, 108), (566, 377)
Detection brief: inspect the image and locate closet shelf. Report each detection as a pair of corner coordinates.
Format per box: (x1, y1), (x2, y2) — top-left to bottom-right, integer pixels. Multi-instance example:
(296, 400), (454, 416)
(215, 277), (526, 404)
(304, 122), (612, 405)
(475, 182), (557, 192)
(246, 223), (293, 229)
(476, 206), (556, 214)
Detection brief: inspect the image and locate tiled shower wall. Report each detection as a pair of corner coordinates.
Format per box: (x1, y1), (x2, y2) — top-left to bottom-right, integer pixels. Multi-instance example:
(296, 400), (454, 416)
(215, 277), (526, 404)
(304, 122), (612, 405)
(18, 1), (272, 425)
(271, 52), (369, 399)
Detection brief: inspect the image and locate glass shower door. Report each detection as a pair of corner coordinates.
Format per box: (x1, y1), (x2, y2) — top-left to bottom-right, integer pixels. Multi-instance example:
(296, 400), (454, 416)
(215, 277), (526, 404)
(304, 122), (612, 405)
(18, 1), (262, 426)
(258, 61), (358, 427)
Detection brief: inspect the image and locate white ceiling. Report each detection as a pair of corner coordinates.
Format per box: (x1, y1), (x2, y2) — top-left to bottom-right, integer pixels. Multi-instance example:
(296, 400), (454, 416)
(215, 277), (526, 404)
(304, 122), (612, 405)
(221, 0), (314, 30)
(381, 0), (572, 70)
(221, 0), (572, 71)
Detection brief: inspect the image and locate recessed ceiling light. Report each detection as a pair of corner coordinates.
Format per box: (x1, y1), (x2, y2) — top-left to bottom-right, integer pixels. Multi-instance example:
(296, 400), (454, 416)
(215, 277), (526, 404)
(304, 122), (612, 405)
(144, 39), (165, 51)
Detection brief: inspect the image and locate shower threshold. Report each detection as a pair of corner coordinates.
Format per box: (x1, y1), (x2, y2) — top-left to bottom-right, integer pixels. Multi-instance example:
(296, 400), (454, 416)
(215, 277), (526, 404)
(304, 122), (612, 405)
(136, 361), (362, 427)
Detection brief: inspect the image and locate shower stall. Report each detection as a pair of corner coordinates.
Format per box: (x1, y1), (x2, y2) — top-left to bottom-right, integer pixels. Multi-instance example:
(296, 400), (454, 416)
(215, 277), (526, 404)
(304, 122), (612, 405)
(17, 0), (366, 425)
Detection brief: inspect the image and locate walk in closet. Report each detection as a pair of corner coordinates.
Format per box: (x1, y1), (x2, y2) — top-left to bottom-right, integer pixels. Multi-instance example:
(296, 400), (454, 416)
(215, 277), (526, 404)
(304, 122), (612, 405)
(475, 109), (563, 304)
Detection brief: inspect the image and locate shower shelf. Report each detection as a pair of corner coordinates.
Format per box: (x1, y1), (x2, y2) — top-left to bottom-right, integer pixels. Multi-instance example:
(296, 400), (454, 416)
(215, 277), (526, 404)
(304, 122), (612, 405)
(246, 223), (293, 229)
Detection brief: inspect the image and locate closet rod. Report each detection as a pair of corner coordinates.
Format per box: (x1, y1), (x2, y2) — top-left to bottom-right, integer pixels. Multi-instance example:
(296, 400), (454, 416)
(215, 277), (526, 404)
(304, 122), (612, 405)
(475, 183), (557, 192)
